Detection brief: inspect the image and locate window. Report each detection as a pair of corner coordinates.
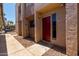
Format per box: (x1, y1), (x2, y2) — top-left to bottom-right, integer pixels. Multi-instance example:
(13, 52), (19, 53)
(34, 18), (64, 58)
(52, 13), (56, 38)
(30, 20), (34, 27)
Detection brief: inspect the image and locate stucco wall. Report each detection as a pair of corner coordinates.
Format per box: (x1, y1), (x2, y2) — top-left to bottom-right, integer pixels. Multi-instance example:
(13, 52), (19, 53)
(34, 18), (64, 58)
(42, 7), (66, 47)
(26, 4), (34, 17)
(30, 27), (34, 38)
(53, 7), (66, 47)
(35, 4), (66, 47)
(34, 4), (48, 42)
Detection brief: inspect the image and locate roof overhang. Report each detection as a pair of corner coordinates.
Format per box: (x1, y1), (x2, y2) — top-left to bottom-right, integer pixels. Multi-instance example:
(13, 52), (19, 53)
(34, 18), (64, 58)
(37, 3), (65, 14)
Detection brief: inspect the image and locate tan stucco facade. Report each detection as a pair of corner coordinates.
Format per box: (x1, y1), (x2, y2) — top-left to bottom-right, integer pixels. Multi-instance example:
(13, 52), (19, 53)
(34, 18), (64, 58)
(16, 3), (79, 56)
(34, 4), (66, 47)
(16, 3), (34, 39)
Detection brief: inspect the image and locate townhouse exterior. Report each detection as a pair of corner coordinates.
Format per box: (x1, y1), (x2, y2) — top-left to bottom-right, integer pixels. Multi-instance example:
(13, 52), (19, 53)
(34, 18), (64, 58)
(16, 3), (79, 56)
(0, 3), (4, 31)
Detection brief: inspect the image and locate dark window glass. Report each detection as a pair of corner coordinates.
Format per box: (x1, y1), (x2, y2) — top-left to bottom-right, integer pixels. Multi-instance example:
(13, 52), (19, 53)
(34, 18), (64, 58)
(30, 20), (34, 27)
(52, 13), (56, 38)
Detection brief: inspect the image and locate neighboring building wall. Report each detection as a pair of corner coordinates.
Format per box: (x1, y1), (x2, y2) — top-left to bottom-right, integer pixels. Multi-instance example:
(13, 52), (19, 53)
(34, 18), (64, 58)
(16, 3), (34, 38)
(25, 3), (34, 39)
(26, 3), (34, 17)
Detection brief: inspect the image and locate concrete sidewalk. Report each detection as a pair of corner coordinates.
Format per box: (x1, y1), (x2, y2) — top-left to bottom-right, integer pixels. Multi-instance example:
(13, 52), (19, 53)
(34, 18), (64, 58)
(5, 34), (51, 56)
(0, 33), (66, 56)
(5, 34), (33, 56)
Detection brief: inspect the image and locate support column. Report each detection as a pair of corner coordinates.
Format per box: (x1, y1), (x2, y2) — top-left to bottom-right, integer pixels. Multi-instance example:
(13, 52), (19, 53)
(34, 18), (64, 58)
(21, 4), (29, 38)
(35, 12), (42, 42)
(16, 4), (21, 35)
(66, 3), (78, 56)
(21, 4), (26, 38)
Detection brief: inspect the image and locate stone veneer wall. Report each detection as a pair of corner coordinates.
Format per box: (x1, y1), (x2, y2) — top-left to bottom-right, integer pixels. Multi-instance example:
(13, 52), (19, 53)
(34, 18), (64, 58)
(66, 3), (78, 56)
(77, 4), (79, 53)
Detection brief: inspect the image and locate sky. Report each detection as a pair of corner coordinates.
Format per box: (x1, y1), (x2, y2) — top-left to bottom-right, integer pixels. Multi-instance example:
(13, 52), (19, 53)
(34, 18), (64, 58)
(3, 3), (16, 24)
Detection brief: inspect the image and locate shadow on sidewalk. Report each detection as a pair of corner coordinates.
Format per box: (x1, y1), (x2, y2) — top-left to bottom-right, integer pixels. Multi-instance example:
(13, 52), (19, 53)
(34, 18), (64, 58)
(38, 41), (66, 55)
(14, 36), (35, 48)
(0, 34), (8, 56)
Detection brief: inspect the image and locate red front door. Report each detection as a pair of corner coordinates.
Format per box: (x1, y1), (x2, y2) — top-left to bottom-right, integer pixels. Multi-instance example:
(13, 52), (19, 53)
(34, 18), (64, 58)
(43, 16), (51, 42)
